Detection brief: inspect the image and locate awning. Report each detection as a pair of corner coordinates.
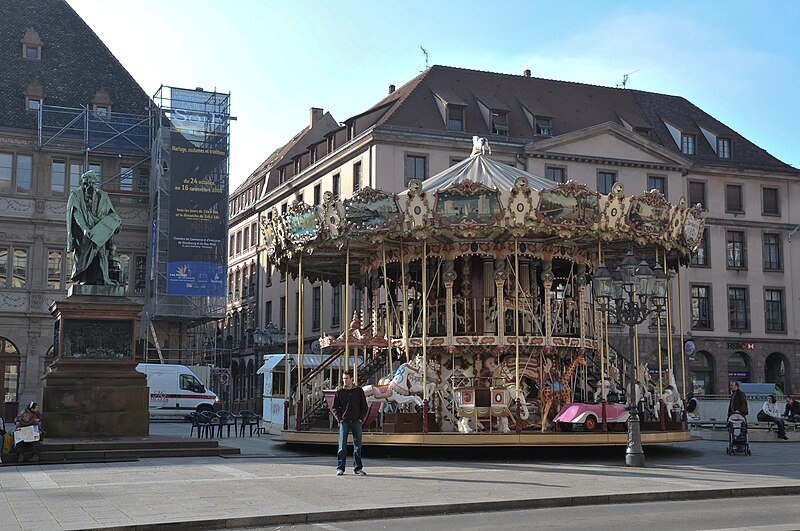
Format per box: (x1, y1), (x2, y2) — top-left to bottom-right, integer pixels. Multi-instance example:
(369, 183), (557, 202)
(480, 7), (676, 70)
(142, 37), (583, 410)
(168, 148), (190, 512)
(257, 354), (285, 374)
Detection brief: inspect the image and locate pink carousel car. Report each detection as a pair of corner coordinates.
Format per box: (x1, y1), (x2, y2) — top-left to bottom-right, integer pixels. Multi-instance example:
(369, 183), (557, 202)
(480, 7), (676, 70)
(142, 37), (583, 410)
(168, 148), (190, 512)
(554, 402), (630, 432)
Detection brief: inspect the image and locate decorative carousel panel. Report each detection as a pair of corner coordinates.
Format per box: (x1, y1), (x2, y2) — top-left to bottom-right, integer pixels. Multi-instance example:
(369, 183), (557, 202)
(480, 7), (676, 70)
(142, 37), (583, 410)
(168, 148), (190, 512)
(598, 181), (628, 235)
(626, 190), (671, 237)
(319, 191), (344, 240)
(260, 212), (279, 256)
(285, 202), (320, 246)
(668, 195), (688, 242)
(344, 187), (403, 233)
(506, 176), (536, 227)
(681, 203), (705, 250)
(433, 179), (504, 228)
(536, 181), (600, 228)
(403, 179), (431, 230)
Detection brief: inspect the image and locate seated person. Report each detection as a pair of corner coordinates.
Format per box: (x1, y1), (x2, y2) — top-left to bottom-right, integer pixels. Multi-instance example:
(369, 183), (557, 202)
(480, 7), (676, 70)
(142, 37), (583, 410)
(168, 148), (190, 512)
(14, 402), (43, 462)
(783, 396), (800, 422)
(757, 395), (788, 440)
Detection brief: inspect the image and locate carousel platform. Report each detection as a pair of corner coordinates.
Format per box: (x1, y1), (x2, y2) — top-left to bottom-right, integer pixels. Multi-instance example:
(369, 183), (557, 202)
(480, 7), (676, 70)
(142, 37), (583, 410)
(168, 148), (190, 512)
(281, 429), (695, 447)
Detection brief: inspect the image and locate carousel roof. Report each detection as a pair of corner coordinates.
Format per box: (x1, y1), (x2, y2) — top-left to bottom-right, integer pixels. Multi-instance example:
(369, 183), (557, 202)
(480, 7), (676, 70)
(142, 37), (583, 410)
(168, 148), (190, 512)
(404, 150), (555, 196)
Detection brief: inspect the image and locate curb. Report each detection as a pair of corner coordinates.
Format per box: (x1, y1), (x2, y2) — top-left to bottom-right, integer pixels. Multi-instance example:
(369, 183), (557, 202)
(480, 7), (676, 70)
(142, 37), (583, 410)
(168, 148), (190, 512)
(105, 484), (798, 530)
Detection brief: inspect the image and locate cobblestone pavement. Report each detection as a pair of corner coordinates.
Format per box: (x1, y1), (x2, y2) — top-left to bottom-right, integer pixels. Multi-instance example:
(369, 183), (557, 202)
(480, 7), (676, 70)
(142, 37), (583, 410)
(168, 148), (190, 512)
(1, 423), (798, 530)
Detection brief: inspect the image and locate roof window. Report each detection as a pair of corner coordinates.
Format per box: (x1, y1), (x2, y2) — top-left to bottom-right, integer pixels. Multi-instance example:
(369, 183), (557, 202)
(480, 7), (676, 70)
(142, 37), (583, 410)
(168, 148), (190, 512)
(21, 28), (43, 61)
(535, 117), (552, 136)
(491, 112), (508, 136)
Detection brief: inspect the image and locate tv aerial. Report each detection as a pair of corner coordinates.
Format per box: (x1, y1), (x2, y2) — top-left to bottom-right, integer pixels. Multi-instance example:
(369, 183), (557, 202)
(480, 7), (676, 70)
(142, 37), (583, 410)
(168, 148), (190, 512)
(617, 70), (640, 89)
(420, 46), (429, 71)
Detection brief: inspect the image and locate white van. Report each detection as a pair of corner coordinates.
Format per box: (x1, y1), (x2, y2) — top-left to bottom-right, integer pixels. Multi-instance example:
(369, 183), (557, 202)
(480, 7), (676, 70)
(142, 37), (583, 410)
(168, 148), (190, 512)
(136, 363), (220, 419)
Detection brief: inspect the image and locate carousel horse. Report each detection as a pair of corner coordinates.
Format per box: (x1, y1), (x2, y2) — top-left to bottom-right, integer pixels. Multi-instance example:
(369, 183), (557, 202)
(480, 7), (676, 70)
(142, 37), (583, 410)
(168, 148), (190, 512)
(635, 363), (656, 411)
(362, 362), (424, 414)
(656, 369), (683, 420)
(540, 353), (587, 431)
(593, 364), (622, 403)
(406, 354), (441, 411)
(487, 297), (537, 329)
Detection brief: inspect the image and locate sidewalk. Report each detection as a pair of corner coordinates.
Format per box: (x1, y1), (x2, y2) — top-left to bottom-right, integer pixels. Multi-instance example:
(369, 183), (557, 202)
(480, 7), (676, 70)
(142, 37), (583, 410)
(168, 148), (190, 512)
(1, 422), (799, 530)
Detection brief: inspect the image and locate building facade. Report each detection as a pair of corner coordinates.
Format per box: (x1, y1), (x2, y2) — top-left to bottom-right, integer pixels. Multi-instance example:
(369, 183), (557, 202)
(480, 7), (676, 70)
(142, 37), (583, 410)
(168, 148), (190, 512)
(0, 0), (152, 417)
(239, 66), (798, 412)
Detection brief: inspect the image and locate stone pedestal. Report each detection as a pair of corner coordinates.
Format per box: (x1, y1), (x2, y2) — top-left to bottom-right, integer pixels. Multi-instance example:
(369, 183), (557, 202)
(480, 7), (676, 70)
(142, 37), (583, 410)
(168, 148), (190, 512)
(42, 290), (148, 437)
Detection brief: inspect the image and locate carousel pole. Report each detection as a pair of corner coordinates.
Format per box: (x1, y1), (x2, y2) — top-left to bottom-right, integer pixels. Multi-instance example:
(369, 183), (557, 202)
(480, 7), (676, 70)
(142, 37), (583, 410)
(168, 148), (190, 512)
(664, 249), (677, 427)
(400, 240), (410, 363)
(284, 264), (290, 431)
(677, 264), (688, 428)
(296, 255), (304, 431)
(655, 249), (666, 430)
(422, 240), (429, 433)
(598, 243), (608, 432)
(515, 239), (522, 433)
(344, 245), (351, 376)
(382, 245), (394, 376)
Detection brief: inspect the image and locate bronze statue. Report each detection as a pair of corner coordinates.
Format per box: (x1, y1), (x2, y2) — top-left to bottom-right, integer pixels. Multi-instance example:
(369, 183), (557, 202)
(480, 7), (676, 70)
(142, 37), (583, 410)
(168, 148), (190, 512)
(66, 170), (122, 285)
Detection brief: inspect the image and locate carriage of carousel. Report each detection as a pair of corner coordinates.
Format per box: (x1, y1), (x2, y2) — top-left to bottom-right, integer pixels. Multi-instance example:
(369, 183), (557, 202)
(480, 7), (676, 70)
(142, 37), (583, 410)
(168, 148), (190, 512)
(264, 138), (705, 447)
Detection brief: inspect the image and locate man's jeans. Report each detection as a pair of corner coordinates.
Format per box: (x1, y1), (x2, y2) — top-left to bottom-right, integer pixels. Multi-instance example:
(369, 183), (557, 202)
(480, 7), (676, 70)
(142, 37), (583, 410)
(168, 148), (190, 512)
(757, 411), (786, 437)
(337, 421), (363, 472)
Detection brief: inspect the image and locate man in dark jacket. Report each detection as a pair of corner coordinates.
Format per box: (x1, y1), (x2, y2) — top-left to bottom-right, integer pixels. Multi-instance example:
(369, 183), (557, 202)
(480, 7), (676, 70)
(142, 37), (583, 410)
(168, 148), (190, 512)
(783, 396), (800, 422)
(332, 371), (368, 476)
(728, 381), (748, 417)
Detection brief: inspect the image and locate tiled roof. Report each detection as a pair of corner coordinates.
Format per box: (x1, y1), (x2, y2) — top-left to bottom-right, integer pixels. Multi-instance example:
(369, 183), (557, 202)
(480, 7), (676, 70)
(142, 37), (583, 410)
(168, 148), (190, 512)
(0, 0), (151, 130)
(344, 65), (795, 174)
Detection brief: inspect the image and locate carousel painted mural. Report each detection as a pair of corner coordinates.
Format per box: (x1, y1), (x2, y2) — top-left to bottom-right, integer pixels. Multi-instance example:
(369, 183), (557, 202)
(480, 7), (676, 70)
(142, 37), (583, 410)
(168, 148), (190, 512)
(265, 138), (705, 448)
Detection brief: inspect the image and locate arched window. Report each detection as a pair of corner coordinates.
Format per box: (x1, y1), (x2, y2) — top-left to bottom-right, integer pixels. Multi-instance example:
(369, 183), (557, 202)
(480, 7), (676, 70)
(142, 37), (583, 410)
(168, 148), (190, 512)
(689, 350), (715, 396)
(246, 359), (254, 401)
(765, 352), (789, 394)
(727, 351), (751, 384)
(1, 337), (22, 418)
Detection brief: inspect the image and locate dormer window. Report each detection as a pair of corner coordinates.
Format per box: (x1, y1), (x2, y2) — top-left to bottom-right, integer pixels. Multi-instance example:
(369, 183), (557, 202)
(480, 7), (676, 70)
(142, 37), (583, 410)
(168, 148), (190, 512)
(447, 106), (464, 131)
(91, 88), (112, 118)
(27, 98), (42, 111)
(491, 112), (508, 136)
(24, 80), (44, 112)
(21, 28), (43, 61)
(94, 106), (109, 117)
(717, 138), (731, 158)
(681, 133), (696, 155)
(535, 117), (552, 136)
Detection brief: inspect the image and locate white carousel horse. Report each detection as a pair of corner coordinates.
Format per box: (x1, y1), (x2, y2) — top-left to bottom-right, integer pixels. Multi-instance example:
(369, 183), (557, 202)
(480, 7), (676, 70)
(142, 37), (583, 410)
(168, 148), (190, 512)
(405, 354), (440, 411)
(487, 297), (537, 329)
(594, 364), (622, 403)
(657, 369), (684, 420)
(362, 361), (424, 414)
(635, 364), (656, 410)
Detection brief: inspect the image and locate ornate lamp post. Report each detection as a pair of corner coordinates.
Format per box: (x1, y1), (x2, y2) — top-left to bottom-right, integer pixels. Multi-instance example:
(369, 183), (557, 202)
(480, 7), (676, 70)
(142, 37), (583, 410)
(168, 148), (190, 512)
(592, 250), (668, 467)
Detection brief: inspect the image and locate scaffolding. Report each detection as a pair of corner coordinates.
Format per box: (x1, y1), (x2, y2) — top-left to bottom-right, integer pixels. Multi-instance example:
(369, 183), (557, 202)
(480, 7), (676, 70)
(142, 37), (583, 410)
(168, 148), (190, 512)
(142, 86), (230, 350)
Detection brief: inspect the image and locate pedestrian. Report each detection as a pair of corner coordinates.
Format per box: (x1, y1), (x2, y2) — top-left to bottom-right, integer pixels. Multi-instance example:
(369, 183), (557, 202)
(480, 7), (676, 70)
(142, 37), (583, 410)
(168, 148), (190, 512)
(783, 396), (800, 422)
(728, 381), (748, 418)
(331, 370), (367, 476)
(757, 395), (788, 440)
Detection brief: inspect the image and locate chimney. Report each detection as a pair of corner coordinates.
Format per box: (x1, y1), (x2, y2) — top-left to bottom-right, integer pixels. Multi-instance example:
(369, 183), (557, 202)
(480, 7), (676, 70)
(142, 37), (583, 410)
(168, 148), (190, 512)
(310, 107), (323, 126)
(523, 69), (531, 77)
(389, 84), (396, 94)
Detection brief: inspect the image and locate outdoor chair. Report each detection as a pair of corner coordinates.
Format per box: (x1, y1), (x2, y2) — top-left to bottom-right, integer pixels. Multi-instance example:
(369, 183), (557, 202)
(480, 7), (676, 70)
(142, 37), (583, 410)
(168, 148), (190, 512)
(189, 412), (206, 438)
(237, 410), (261, 437)
(215, 410), (238, 437)
(198, 411), (216, 438)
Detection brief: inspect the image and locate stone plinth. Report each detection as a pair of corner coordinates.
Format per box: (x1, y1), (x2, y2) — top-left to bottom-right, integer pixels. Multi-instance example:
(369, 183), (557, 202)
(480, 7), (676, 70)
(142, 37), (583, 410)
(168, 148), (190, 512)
(42, 294), (148, 437)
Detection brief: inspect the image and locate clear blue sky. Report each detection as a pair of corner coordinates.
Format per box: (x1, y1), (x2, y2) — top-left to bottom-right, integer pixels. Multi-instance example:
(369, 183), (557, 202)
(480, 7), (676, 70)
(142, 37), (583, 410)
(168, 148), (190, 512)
(67, 0), (800, 189)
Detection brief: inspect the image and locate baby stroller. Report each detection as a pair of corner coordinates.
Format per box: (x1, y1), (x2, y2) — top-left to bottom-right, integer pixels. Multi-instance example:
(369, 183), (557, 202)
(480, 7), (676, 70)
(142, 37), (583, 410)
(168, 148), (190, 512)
(726, 411), (751, 456)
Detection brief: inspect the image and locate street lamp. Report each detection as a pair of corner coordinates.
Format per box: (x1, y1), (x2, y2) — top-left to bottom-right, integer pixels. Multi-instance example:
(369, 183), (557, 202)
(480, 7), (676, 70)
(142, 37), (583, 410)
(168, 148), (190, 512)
(253, 322), (281, 350)
(592, 249), (667, 467)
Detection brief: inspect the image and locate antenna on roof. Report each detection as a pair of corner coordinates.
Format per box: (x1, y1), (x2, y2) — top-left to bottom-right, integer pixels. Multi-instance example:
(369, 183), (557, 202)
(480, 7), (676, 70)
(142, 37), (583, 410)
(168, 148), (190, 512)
(617, 70), (640, 88)
(420, 46), (429, 71)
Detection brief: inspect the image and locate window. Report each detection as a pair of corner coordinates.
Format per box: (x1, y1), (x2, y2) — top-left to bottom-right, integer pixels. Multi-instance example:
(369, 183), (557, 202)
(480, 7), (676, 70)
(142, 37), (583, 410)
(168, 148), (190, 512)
(249, 264), (256, 296)
(762, 187), (779, 215)
(313, 184), (321, 205)
(690, 229), (709, 267)
(47, 250), (62, 289)
(179, 374), (204, 393)
(691, 285), (712, 329)
(120, 166), (133, 191)
(725, 184), (743, 213)
(236, 231), (242, 254)
(762, 233), (782, 271)
(353, 162), (362, 193)
(251, 223), (257, 247)
(243, 227), (250, 251)
(0, 153), (32, 195)
(281, 202), (287, 216)
(265, 264), (272, 287)
(450, 157), (463, 167)
(717, 138), (731, 158)
(764, 289), (785, 332)
(332, 173), (340, 198)
(447, 106), (464, 131)
(229, 235), (235, 257)
(228, 273), (234, 299)
(312, 286), (321, 331)
(235, 270), (241, 299)
(545, 166), (566, 183)
(728, 287), (749, 331)
(726, 231), (746, 269)
(405, 154), (426, 184)
(93, 105), (109, 117)
(597, 171), (616, 194)
(1, 248), (28, 288)
(491, 112), (508, 135)
(648, 175), (666, 196)
(51, 160), (66, 194)
(26, 98), (41, 111)
(133, 256), (146, 293)
(681, 133), (696, 155)
(688, 181), (706, 208)
(331, 285), (341, 327)
(535, 117), (552, 136)
(24, 45), (40, 60)
(264, 300), (273, 326)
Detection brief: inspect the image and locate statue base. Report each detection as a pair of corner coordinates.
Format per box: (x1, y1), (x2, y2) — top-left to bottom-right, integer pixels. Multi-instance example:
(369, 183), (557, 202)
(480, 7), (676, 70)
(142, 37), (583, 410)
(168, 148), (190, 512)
(68, 284), (126, 297)
(42, 293), (148, 437)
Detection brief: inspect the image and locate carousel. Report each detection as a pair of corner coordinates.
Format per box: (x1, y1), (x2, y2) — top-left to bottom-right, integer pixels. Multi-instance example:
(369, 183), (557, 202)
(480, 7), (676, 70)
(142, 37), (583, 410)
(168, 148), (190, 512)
(263, 137), (705, 447)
